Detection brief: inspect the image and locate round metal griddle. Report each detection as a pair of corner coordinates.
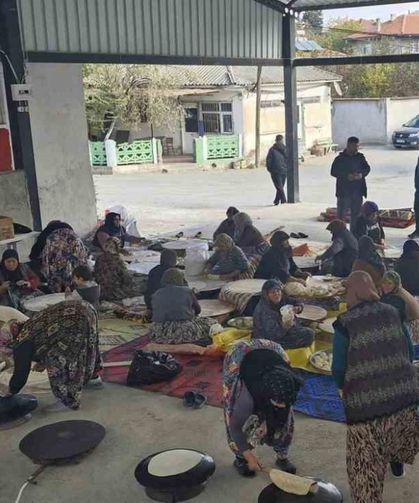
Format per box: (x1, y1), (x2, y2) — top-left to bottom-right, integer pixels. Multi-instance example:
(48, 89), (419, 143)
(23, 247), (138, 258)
(259, 480), (343, 503)
(135, 448), (216, 502)
(19, 420), (106, 463)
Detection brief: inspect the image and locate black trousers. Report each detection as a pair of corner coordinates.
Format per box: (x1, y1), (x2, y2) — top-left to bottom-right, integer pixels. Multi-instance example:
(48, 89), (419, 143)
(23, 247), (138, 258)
(337, 194), (363, 233)
(271, 172), (287, 204)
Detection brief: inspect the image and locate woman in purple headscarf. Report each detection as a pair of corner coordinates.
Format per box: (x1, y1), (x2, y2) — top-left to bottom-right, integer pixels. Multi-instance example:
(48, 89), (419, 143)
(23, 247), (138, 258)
(353, 201), (385, 250)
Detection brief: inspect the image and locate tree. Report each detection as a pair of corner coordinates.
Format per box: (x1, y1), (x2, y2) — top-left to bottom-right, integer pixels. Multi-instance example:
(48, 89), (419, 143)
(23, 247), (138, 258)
(302, 11), (323, 32)
(317, 19), (362, 54)
(83, 64), (186, 137)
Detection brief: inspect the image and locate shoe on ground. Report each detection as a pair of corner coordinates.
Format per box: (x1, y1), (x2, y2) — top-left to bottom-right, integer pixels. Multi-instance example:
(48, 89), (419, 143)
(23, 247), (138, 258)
(86, 376), (104, 389)
(234, 457), (256, 477)
(183, 391), (196, 408)
(275, 457), (297, 474)
(273, 201), (280, 206)
(408, 231), (419, 239)
(44, 400), (70, 413)
(390, 462), (405, 478)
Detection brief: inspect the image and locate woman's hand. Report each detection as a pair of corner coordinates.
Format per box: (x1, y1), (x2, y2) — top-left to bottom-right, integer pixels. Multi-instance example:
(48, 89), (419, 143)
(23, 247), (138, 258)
(243, 450), (264, 472)
(293, 305), (303, 315)
(0, 282), (10, 294)
(16, 280), (31, 288)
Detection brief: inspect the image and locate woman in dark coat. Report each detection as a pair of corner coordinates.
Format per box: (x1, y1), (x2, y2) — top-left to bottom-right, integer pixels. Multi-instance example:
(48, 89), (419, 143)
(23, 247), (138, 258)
(213, 207), (239, 240)
(233, 213), (269, 258)
(394, 240), (419, 296)
(93, 212), (142, 251)
(352, 236), (385, 291)
(353, 201), (385, 250)
(144, 249), (178, 311)
(316, 220), (358, 277)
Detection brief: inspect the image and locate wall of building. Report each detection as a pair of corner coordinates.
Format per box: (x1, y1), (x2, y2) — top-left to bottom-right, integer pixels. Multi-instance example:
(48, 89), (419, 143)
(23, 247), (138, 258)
(0, 170), (33, 227)
(332, 97), (419, 146)
(27, 63), (97, 234)
(129, 123), (183, 154)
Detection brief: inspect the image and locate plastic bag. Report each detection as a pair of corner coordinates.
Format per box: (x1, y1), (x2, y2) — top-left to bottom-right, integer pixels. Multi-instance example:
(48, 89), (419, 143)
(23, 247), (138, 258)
(185, 242), (210, 277)
(126, 350), (182, 386)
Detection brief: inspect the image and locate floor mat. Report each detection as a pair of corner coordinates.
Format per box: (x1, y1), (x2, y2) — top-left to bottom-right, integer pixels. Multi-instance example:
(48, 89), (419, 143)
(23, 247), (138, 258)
(98, 318), (150, 353)
(102, 337), (346, 422)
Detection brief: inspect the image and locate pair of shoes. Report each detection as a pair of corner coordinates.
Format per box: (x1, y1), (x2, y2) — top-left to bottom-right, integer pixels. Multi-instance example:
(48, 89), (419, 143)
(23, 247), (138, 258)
(44, 400), (70, 413)
(390, 462), (405, 478)
(275, 457), (297, 474)
(290, 232), (309, 240)
(233, 457), (256, 477)
(273, 201), (280, 206)
(408, 231), (419, 239)
(183, 391), (207, 409)
(86, 376), (104, 389)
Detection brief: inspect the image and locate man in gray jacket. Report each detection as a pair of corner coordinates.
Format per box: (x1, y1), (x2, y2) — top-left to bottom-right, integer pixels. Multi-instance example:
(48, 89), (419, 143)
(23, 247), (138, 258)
(266, 135), (288, 205)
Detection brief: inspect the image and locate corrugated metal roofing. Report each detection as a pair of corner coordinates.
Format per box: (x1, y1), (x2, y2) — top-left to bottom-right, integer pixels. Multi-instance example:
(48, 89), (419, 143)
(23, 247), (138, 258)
(262, 0), (414, 12)
(295, 38), (323, 51)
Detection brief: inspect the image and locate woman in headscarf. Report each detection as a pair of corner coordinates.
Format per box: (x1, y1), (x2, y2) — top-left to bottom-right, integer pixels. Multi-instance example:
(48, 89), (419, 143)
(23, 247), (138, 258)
(144, 249), (178, 312)
(395, 240), (419, 296)
(5, 301), (101, 412)
(150, 268), (217, 347)
(233, 213), (269, 258)
(205, 233), (250, 280)
(316, 220), (358, 277)
(352, 236), (385, 291)
(93, 212), (142, 251)
(381, 270), (419, 343)
(213, 206), (240, 240)
(255, 231), (310, 284)
(41, 223), (88, 293)
(353, 201), (385, 249)
(253, 280), (314, 350)
(223, 339), (302, 477)
(332, 271), (419, 502)
(0, 250), (42, 309)
(94, 237), (146, 302)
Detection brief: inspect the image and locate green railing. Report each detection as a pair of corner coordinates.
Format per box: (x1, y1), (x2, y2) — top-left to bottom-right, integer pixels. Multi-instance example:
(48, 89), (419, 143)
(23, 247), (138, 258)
(89, 141), (107, 166)
(195, 135), (242, 164)
(116, 139), (154, 165)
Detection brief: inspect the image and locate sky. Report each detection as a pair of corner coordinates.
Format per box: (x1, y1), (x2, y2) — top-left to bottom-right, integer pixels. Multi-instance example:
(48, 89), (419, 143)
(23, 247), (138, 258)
(324, 2), (419, 22)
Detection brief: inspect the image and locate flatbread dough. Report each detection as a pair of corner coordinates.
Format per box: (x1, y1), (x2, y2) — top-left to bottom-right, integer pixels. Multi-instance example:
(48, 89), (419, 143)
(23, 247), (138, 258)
(23, 293), (66, 312)
(148, 449), (203, 477)
(269, 469), (316, 495)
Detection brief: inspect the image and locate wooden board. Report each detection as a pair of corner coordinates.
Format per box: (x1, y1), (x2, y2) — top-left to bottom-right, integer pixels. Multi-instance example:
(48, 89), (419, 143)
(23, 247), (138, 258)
(225, 279), (266, 295)
(23, 293), (66, 312)
(199, 300), (235, 318)
(186, 276), (226, 293)
(124, 249), (161, 262)
(127, 262), (159, 275)
(383, 248), (402, 259)
(162, 239), (208, 251)
(293, 257), (319, 269)
(296, 305), (328, 322)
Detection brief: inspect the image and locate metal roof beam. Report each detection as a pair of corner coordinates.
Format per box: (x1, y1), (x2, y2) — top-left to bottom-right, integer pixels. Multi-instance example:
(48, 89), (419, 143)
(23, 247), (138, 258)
(253, 0), (287, 13)
(295, 0), (416, 11)
(295, 52), (419, 65)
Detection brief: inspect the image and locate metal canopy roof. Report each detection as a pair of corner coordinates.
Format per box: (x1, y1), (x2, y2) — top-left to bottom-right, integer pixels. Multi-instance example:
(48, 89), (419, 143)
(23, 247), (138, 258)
(256, 0), (416, 11)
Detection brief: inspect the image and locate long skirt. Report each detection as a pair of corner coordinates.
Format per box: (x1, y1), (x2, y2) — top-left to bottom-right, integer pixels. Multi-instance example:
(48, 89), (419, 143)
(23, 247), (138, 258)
(150, 317), (217, 345)
(347, 406), (419, 503)
(408, 319), (419, 344)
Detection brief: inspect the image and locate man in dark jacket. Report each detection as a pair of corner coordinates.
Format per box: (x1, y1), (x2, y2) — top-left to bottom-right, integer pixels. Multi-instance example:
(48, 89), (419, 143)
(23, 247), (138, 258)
(408, 156), (419, 238)
(331, 137), (371, 232)
(266, 135), (288, 205)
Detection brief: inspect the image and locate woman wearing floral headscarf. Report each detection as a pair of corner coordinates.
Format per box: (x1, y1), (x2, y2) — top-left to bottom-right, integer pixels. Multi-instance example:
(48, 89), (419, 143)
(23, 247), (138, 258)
(332, 271), (419, 502)
(223, 339), (302, 477)
(205, 233), (250, 280)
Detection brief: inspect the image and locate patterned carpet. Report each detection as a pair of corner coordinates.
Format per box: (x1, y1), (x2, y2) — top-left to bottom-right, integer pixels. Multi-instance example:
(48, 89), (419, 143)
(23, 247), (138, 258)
(98, 318), (150, 353)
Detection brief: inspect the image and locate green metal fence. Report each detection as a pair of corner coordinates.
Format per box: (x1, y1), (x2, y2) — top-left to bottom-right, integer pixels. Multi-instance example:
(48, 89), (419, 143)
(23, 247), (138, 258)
(195, 135), (242, 164)
(89, 141), (107, 166)
(116, 139), (154, 165)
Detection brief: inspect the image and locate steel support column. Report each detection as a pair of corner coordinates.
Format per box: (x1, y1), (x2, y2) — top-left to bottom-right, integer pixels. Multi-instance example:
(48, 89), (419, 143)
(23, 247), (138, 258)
(282, 14), (299, 203)
(0, 0), (42, 230)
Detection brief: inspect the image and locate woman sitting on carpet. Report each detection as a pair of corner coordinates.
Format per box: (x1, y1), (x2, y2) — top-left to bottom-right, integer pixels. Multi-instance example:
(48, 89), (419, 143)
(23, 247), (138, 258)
(352, 236), (385, 291)
(316, 220), (358, 278)
(381, 270), (419, 343)
(5, 301), (102, 412)
(253, 280), (314, 350)
(332, 271), (418, 502)
(233, 213), (269, 259)
(353, 201), (385, 250)
(94, 237), (146, 302)
(41, 222), (88, 293)
(205, 234), (250, 280)
(213, 206), (239, 240)
(93, 211), (143, 252)
(144, 250), (178, 313)
(150, 268), (218, 350)
(394, 240), (419, 296)
(0, 250), (42, 309)
(223, 339), (302, 477)
(255, 231), (309, 284)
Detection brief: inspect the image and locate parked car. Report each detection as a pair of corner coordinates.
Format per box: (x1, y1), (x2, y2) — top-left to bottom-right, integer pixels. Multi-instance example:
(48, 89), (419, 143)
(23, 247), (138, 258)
(392, 115), (419, 149)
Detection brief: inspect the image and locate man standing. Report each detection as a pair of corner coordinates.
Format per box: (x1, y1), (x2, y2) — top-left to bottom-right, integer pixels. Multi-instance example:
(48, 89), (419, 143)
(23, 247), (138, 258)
(408, 156), (419, 239)
(266, 134), (288, 205)
(331, 137), (370, 232)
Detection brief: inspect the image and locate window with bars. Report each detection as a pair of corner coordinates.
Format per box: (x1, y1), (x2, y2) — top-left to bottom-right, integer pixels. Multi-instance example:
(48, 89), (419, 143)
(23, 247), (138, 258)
(201, 102), (233, 134)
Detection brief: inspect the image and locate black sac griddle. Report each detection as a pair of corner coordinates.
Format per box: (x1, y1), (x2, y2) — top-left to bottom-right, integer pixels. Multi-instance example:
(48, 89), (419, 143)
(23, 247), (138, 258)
(258, 480), (343, 503)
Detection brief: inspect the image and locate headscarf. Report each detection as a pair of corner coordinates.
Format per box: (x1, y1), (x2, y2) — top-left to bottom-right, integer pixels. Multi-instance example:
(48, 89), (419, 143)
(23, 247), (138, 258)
(0, 250), (23, 282)
(382, 270), (402, 293)
(93, 212), (127, 249)
(227, 207), (239, 217)
(240, 349), (302, 438)
(270, 231), (290, 250)
(262, 279), (284, 307)
(233, 212), (253, 240)
(29, 221), (73, 261)
(326, 219), (347, 237)
(160, 249), (177, 268)
(358, 236), (385, 274)
(345, 271), (380, 308)
(103, 237), (121, 255)
(361, 201), (379, 217)
(214, 233), (234, 250)
(401, 239), (419, 259)
(161, 268), (187, 287)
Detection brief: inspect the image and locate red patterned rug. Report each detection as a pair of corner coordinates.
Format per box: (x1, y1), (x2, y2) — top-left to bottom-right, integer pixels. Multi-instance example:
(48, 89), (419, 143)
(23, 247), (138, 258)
(102, 337), (224, 407)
